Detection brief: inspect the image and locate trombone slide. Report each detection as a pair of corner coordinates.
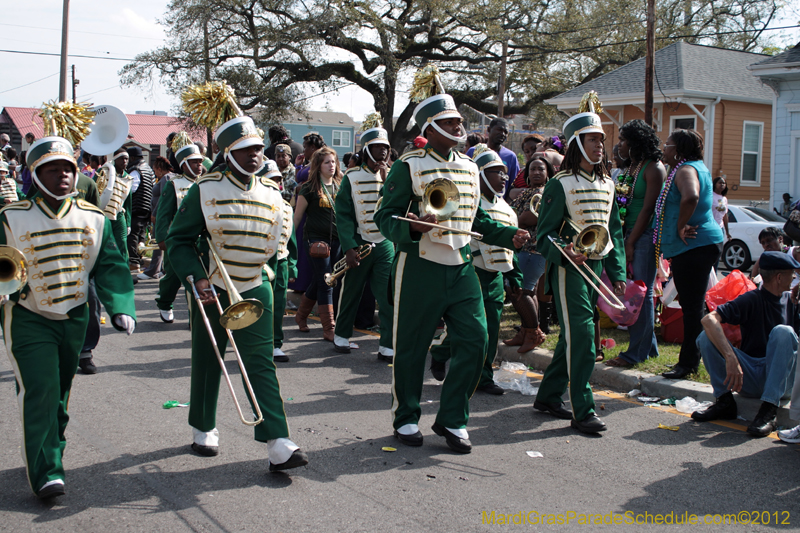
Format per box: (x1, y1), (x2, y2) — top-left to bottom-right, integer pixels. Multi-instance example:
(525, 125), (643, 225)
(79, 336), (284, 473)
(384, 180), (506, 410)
(187, 275), (264, 427)
(546, 236), (625, 310)
(391, 215), (483, 240)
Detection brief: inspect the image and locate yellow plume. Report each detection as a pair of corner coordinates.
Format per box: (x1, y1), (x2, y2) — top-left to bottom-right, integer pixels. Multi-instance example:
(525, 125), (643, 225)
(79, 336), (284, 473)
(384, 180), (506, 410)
(170, 131), (194, 152)
(181, 81), (242, 129)
(410, 64), (445, 103)
(359, 112), (383, 133)
(39, 101), (95, 146)
(577, 91), (603, 115)
(472, 143), (490, 159)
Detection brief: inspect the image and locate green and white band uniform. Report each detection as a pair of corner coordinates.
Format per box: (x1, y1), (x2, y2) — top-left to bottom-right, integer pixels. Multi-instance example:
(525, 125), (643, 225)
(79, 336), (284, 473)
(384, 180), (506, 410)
(154, 141), (203, 313)
(430, 192), (522, 388)
(2, 133), (136, 496)
(374, 141), (520, 439)
(534, 101), (626, 427)
(102, 166), (133, 263)
(0, 161), (23, 202)
(333, 125), (396, 356)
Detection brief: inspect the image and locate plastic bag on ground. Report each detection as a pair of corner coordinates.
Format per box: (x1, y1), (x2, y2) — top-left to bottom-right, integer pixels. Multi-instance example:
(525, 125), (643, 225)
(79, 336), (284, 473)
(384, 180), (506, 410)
(675, 396), (712, 414)
(494, 361), (539, 396)
(598, 272), (647, 327)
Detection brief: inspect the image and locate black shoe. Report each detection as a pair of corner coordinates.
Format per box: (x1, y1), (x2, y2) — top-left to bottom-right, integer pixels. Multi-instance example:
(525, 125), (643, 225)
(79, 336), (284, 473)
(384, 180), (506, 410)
(191, 442), (220, 457)
(661, 365), (696, 380)
(393, 430), (423, 447)
(533, 400), (573, 420)
(747, 401), (778, 438)
(477, 383), (505, 396)
(38, 481), (65, 499)
(691, 392), (737, 421)
(273, 354), (289, 363)
(333, 343), (351, 354)
(269, 449), (309, 471)
(431, 422), (471, 453)
(377, 352), (393, 363)
(79, 357), (97, 375)
(430, 359), (446, 381)
(571, 413), (607, 434)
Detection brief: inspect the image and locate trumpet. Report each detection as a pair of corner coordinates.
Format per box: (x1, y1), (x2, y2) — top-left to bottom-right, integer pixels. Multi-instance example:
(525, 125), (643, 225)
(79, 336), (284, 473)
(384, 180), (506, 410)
(529, 193), (542, 217)
(324, 243), (374, 287)
(547, 224), (625, 310)
(391, 178), (483, 239)
(138, 239), (160, 253)
(0, 245), (27, 295)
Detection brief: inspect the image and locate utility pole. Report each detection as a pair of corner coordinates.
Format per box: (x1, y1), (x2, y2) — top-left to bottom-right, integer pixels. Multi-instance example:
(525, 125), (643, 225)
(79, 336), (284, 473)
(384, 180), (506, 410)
(58, 0), (70, 102)
(644, 0), (655, 126)
(497, 41), (508, 117)
(203, 16), (213, 151)
(71, 65), (79, 103)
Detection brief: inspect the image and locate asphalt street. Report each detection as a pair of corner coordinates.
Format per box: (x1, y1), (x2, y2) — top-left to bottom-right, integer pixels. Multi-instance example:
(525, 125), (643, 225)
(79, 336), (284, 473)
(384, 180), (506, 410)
(1, 279), (799, 531)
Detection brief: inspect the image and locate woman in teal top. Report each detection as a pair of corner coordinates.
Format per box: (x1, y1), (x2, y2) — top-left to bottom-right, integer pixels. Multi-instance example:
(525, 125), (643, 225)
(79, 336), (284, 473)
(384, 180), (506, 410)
(654, 129), (724, 379)
(606, 120), (666, 368)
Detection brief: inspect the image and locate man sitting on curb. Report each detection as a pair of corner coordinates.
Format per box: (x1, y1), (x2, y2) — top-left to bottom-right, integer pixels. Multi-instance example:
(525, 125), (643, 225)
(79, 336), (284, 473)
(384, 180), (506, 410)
(692, 252), (799, 437)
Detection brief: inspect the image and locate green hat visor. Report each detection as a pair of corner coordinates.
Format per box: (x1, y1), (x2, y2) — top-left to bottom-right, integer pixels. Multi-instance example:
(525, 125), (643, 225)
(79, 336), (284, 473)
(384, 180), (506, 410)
(361, 128), (390, 148)
(563, 112), (605, 146)
(215, 117), (264, 154)
(412, 95), (462, 133)
(26, 136), (77, 172)
(176, 144), (203, 168)
(474, 151), (507, 173)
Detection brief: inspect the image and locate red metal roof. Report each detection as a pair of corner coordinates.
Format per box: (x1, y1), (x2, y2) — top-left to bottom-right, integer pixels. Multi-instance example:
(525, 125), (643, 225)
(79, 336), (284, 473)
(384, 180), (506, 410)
(2, 107), (205, 146)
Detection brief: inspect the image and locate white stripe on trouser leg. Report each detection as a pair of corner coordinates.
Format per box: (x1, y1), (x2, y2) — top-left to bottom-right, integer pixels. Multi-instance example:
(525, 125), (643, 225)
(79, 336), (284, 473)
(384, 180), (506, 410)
(3, 300), (32, 491)
(430, 325), (448, 347)
(558, 267), (571, 378)
(390, 252), (407, 420)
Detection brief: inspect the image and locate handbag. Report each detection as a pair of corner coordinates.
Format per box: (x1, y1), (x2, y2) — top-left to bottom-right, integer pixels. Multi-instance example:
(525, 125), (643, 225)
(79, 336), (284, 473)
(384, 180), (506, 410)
(309, 183), (337, 258)
(784, 210), (800, 242)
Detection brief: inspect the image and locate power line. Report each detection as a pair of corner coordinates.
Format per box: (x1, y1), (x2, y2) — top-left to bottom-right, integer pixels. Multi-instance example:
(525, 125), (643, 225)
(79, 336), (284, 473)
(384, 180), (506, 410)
(0, 72), (59, 95)
(0, 49), (134, 61)
(81, 84), (121, 98)
(0, 22), (164, 41)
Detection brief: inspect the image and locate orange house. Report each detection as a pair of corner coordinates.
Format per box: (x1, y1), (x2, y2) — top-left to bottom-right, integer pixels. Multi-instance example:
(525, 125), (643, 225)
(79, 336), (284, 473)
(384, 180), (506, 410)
(545, 42), (773, 206)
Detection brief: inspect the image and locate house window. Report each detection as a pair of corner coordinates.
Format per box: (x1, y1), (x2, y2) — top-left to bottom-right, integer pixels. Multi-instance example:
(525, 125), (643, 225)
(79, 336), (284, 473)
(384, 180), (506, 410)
(740, 121), (763, 185)
(332, 130), (350, 147)
(671, 116), (696, 131)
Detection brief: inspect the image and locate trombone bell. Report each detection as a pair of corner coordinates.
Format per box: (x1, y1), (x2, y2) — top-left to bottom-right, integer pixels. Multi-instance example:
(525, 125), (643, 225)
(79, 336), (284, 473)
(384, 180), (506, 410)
(0, 245), (27, 295)
(422, 178), (460, 221)
(574, 225), (610, 259)
(205, 237), (263, 330)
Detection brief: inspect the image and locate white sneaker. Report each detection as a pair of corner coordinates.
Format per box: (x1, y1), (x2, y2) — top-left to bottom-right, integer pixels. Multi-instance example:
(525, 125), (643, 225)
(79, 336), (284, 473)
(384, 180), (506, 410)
(160, 309), (174, 323)
(778, 424), (800, 443)
(137, 272), (154, 280)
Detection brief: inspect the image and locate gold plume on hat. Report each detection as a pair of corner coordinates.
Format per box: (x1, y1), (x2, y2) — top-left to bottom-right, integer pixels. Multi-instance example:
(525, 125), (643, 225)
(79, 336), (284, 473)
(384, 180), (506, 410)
(181, 81), (243, 129)
(170, 131), (194, 153)
(39, 101), (95, 146)
(577, 91), (603, 115)
(472, 143), (491, 159)
(409, 64), (446, 103)
(359, 112), (383, 133)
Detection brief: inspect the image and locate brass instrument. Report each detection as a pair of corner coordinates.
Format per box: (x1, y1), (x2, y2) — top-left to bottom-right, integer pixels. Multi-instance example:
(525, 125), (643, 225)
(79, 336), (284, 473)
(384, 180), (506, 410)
(392, 178), (483, 240)
(138, 239), (160, 253)
(203, 236), (263, 330)
(0, 245), (27, 295)
(547, 225), (625, 310)
(324, 243), (374, 287)
(529, 193), (542, 216)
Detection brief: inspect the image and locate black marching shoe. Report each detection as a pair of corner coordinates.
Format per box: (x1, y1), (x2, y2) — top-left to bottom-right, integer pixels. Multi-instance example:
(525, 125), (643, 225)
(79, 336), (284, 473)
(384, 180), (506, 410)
(747, 401), (778, 438)
(191, 443), (220, 457)
(377, 352), (393, 363)
(691, 391), (737, 422)
(571, 413), (607, 434)
(393, 430), (423, 447)
(430, 359), (446, 381)
(269, 449), (309, 472)
(661, 365), (696, 380)
(37, 481), (65, 499)
(333, 343), (351, 354)
(79, 357), (97, 375)
(431, 422), (471, 453)
(533, 400), (573, 420)
(477, 382), (505, 396)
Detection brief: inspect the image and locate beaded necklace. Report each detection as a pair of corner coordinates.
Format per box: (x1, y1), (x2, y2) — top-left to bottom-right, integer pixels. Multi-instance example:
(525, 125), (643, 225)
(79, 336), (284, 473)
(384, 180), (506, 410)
(652, 159), (687, 261)
(614, 160), (644, 226)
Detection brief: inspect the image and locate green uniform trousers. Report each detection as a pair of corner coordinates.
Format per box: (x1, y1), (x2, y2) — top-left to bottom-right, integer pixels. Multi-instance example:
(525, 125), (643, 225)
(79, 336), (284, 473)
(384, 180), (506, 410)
(334, 240), (394, 348)
(536, 263), (601, 421)
(273, 258), (288, 349)
(430, 266), (502, 388)
(156, 252), (182, 311)
(110, 217), (129, 264)
(391, 251), (487, 430)
(2, 301), (88, 495)
(188, 282), (290, 442)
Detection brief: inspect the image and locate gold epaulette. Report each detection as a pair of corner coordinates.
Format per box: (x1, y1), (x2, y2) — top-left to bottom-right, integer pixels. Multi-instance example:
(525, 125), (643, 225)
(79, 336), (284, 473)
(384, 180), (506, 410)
(76, 199), (104, 214)
(197, 171), (224, 184)
(0, 199), (33, 215)
(260, 176), (280, 190)
(399, 148), (426, 162)
(553, 169), (573, 181)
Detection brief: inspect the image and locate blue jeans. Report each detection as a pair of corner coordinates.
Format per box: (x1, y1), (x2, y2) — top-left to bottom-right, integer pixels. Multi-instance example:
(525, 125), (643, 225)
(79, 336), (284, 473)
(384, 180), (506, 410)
(618, 228), (658, 364)
(518, 251), (546, 291)
(697, 327), (797, 405)
(305, 239), (341, 305)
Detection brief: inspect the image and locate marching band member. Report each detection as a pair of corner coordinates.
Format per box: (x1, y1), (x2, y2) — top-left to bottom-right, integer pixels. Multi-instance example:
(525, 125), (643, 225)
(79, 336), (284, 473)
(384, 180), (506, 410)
(333, 114), (395, 361)
(429, 145), (523, 395)
(258, 159), (296, 363)
(168, 83), (307, 471)
(154, 133), (204, 323)
(2, 104), (136, 498)
(533, 92), (626, 434)
(0, 160), (25, 203)
(374, 67), (528, 453)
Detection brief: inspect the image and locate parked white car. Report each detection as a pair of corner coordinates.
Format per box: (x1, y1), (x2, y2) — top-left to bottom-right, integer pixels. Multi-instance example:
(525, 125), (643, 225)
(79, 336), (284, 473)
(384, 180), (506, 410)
(721, 205), (785, 270)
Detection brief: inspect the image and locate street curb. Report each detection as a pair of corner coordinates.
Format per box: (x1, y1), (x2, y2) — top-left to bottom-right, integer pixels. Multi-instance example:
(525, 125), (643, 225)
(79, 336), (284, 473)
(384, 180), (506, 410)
(496, 343), (797, 426)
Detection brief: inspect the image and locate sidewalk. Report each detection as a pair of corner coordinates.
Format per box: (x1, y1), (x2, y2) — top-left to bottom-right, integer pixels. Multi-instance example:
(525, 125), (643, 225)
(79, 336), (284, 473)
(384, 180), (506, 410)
(496, 342), (798, 426)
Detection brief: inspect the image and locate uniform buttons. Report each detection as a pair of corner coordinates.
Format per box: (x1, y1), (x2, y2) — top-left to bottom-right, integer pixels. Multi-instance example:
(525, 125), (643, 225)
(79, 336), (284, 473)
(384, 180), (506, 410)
(420, 250), (426, 256)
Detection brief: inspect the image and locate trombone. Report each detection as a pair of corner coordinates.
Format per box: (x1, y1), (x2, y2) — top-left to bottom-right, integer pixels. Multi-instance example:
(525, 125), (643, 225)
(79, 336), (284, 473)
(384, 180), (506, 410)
(529, 193), (542, 216)
(324, 243), (374, 287)
(0, 245), (27, 295)
(546, 223), (626, 310)
(185, 237), (266, 426)
(391, 178), (483, 240)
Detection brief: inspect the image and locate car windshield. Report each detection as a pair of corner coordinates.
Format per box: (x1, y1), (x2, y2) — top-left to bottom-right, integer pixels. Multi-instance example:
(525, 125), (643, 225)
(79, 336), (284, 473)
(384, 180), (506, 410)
(744, 206), (786, 222)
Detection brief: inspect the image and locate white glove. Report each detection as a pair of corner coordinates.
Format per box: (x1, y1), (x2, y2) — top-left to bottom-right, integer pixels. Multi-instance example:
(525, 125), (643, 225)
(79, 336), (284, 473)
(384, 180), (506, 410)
(114, 314), (136, 335)
(127, 227), (131, 235)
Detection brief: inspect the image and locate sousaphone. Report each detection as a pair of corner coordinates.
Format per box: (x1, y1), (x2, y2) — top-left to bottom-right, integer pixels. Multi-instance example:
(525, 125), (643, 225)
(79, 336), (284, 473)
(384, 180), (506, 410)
(82, 105), (130, 215)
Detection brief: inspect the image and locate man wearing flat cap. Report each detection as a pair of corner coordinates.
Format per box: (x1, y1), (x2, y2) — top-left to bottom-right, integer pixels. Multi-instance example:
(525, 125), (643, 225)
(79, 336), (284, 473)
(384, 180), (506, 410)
(693, 251), (800, 437)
